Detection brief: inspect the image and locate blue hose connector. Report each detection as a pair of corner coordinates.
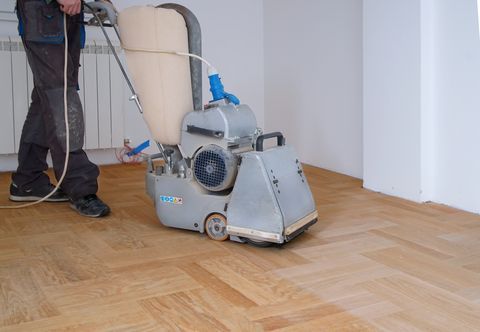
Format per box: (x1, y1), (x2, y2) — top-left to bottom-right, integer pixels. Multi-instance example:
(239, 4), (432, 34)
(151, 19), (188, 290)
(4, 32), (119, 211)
(208, 73), (240, 105)
(127, 140), (150, 157)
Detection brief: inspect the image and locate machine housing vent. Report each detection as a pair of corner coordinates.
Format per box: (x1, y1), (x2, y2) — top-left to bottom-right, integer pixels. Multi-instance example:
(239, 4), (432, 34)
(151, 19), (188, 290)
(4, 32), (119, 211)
(193, 145), (238, 192)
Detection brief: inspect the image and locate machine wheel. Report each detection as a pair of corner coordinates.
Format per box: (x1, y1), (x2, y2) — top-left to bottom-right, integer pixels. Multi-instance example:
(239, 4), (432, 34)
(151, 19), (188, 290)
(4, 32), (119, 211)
(205, 214), (229, 241)
(243, 238), (274, 248)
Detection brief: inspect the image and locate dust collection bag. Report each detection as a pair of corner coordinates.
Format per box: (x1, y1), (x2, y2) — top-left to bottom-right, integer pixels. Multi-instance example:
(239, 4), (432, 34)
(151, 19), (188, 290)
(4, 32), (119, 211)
(118, 6), (193, 145)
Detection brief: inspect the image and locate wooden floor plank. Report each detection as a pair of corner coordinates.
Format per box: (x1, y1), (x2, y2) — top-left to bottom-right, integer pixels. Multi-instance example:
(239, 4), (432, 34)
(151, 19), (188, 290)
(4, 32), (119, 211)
(1, 164), (480, 330)
(0, 263), (60, 327)
(363, 246), (480, 293)
(361, 275), (480, 331)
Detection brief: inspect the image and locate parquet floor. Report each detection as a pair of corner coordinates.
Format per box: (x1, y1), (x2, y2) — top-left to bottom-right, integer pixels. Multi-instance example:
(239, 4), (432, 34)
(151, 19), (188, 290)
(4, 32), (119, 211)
(1, 163), (480, 331)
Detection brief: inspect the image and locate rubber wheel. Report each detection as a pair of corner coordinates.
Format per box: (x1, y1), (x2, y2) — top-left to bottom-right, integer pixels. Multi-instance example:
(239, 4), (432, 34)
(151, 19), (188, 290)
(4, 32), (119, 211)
(205, 213), (229, 241)
(243, 238), (274, 248)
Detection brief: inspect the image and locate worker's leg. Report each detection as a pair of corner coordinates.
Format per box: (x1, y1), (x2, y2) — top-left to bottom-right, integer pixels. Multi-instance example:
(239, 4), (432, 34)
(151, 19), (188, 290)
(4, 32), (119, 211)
(14, 1), (109, 216)
(13, 87), (50, 189)
(10, 87), (71, 202)
(44, 7), (100, 201)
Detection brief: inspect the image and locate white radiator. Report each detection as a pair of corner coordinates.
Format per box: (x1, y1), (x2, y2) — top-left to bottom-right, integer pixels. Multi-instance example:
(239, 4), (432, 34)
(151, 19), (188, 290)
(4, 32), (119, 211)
(0, 36), (126, 155)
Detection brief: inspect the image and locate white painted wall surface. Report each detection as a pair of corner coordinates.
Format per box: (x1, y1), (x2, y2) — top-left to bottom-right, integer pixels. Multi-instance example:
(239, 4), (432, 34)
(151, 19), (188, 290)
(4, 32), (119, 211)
(0, 0), (265, 171)
(364, 0), (480, 214)
(363, 0), (423, 201)
(433, 0), (480, 213)
(477, 0), (480, 37)
(263, 0), (363, 178)
(420, 0), (436, 203)
(0, 0), (18, 36)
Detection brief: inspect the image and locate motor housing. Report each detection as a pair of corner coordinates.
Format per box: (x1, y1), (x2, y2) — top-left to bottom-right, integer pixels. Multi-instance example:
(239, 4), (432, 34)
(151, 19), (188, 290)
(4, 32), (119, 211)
(193, 145), (238, 192)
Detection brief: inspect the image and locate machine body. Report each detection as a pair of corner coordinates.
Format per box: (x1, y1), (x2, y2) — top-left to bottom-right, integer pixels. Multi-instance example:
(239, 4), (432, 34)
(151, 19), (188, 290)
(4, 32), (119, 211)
(145, 100), (318, 245)
(86, 2), (318, 245)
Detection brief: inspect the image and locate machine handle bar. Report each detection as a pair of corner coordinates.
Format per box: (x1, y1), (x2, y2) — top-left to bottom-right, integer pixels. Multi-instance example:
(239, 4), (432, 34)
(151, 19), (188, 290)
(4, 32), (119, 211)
(255, 132), (285, 152)
(83, 1), (143, 114)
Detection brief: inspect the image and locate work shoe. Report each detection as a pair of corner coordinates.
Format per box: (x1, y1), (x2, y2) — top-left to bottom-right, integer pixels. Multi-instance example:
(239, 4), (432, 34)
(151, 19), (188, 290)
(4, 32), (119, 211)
(70, 194), (110, 218)
(9, 183), (70, 202)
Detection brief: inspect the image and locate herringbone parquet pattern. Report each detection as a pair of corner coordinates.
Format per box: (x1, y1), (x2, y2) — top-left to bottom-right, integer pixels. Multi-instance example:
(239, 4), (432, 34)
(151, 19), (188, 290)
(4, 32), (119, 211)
(1, 164), (480, 331)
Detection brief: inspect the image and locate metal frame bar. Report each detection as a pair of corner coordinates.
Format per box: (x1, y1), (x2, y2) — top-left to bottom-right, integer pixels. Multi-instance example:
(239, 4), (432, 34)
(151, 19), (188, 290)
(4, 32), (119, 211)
(83, 2), (143, 114)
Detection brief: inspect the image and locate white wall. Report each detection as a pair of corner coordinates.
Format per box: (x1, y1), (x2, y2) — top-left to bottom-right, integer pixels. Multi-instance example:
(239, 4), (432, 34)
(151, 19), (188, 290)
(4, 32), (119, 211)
(363, 0), (423, 201)
(433, 0), (480, 213)
(0, 0), (265, 171)
(420, 0), (436, 203)
(478, 0), (480, 37)
(0, 1), (18, 36)
(263, 0), (363, 178)
(363, 0), (480, 214)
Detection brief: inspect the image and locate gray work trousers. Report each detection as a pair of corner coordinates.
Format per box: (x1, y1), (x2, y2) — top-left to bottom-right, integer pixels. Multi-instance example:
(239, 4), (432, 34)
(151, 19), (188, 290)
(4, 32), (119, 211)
(12, 0), (99, 200)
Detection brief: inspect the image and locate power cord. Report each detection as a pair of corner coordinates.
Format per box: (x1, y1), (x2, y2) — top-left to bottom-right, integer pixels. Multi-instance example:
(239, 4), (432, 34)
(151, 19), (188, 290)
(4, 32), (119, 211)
(120, 46), (218, 79)
(115, 144), (148, 164)
(121, 45), (239, 105)
(0, 13), (70, 209)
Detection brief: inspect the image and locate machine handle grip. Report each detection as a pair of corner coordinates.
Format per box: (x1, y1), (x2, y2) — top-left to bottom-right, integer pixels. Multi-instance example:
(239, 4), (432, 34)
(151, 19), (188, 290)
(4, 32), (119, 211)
(255, 132), (285, 152)
(84, 1), (118, 25)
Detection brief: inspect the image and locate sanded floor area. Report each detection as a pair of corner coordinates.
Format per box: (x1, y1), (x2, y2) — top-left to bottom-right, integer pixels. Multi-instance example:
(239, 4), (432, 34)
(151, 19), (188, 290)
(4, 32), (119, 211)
(1, 164), (480, 331)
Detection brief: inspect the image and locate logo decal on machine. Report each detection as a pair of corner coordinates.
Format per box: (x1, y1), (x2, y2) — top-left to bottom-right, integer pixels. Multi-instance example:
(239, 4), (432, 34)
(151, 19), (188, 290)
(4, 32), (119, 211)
(160, 195), (183, 205)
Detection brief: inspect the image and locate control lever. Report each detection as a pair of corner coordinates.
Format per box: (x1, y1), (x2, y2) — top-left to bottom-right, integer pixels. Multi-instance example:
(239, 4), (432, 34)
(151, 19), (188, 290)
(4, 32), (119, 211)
(83, 0), (118, 26)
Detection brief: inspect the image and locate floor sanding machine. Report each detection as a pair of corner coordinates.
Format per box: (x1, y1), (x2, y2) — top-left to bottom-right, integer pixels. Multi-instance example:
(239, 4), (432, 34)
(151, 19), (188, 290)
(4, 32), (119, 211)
(85, 1), (318, 245)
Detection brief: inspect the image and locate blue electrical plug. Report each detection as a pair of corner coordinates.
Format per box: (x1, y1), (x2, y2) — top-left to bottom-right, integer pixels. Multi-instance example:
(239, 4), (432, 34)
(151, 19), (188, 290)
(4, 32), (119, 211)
(208, 68), (240, 105)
